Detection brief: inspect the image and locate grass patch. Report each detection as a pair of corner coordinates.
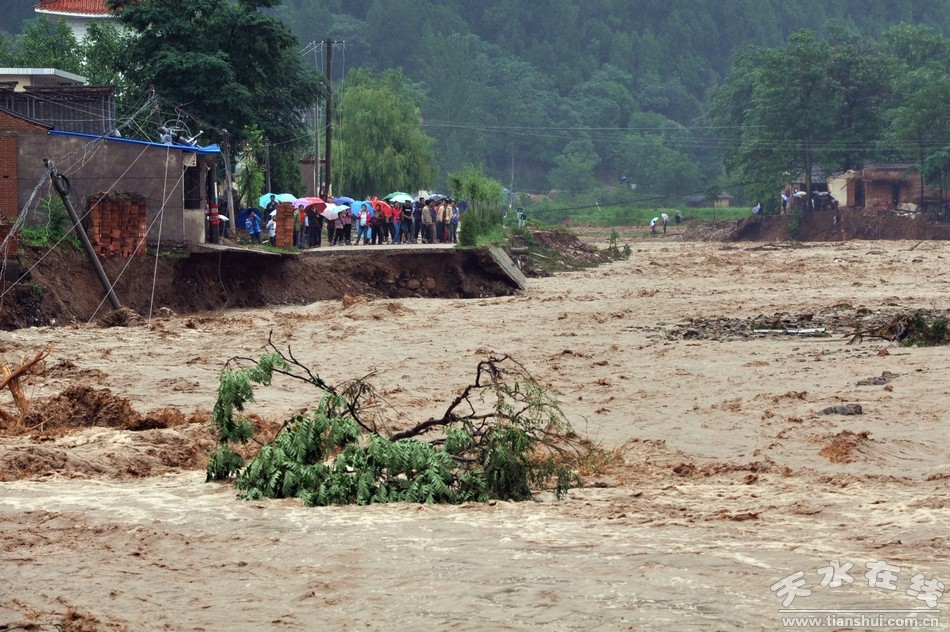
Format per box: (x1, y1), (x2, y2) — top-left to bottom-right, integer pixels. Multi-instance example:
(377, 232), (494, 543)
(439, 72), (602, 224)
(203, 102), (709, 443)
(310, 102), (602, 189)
(19, 197), (82, 250)
(902, 311), (950, 347)
(525, 201), (749, 227)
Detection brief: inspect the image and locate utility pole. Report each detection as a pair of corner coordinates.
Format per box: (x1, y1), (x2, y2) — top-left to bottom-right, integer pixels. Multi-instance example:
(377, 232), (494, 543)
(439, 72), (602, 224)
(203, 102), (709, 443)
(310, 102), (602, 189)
(313, 43), (321, 197)
(221, 129), (236, 234)
(264, 136), (271, 193)
(321, 39), (334, 200)
(314, 107), (321, 196)
(510, 143), (514, 210)
(44, 159), (120, 310)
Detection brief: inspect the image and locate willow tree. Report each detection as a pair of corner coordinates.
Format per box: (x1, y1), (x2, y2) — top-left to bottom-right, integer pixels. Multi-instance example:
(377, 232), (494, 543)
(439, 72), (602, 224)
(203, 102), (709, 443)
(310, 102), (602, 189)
(334, 68), (437, 197)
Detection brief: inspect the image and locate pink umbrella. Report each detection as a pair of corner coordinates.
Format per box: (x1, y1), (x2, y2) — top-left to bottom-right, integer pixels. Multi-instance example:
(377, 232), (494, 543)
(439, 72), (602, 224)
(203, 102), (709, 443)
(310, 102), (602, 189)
(293, 197), (327, 212)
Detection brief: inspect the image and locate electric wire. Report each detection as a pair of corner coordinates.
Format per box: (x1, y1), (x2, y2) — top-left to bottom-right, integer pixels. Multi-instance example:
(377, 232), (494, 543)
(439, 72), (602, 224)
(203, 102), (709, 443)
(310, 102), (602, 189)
(85, 148), (187, 325)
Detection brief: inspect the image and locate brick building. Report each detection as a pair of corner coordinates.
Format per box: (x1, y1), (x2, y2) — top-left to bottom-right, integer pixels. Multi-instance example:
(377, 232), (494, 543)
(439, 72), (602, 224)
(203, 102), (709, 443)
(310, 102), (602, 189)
(1, 107), (221, 247)
(827, 164), (944, 212)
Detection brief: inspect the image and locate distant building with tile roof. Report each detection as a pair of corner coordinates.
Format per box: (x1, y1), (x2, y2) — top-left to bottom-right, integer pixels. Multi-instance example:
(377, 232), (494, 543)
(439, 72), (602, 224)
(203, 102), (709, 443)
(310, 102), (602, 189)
(34, 0), (114, 41)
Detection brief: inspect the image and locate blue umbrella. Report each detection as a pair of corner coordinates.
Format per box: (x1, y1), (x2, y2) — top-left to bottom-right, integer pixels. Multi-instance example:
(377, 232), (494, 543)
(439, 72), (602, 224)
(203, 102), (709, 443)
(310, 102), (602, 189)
(237, 208), (262, 227)
(351, 200), (374, 216)
(259, 192), (296, 208)
(333, 196), (355, 206)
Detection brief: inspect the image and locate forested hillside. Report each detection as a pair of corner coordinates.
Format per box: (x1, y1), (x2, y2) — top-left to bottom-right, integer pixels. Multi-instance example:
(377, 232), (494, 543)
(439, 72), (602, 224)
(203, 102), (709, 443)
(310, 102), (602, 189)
(2, 0), (948, 207)
(268, 0), (950, 200)
(0, 3), (36, 36)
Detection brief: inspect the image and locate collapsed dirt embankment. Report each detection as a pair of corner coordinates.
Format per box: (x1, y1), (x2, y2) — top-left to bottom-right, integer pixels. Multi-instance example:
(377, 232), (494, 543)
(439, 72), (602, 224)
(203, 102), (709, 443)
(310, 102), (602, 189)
(0, 229), (617, 329)
(0, 246), (522, 329)
(682, 209), (950, 242)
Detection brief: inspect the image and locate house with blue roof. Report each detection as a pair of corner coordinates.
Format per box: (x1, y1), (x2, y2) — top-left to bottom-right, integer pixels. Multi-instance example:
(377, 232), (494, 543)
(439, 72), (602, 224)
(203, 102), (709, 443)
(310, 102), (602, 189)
(0, 68), (220, 247)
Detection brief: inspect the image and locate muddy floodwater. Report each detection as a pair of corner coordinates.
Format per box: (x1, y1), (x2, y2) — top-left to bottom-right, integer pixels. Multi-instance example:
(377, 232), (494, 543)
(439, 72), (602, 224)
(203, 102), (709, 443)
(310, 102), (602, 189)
(1, 236), (948, 630)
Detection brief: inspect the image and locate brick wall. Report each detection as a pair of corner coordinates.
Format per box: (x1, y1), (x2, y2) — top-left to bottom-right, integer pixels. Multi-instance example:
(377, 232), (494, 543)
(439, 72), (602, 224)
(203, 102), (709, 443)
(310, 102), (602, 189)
(87, 192), (148, 258)
(275, 202), (294, 248)
(0, 136), (18, 221)
(0, 111), (48, 134)
(0, 222), (18, 256)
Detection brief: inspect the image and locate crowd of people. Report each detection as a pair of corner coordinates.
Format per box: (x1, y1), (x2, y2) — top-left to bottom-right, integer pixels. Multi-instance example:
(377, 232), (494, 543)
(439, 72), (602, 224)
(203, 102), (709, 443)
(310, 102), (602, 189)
(778, 189), (839, 214)
(246, 195), (463, 248)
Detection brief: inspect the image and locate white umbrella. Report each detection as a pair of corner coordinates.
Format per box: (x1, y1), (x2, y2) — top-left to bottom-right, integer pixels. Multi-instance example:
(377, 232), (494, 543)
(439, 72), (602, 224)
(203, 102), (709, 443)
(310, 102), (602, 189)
(322, 204), (343, 220)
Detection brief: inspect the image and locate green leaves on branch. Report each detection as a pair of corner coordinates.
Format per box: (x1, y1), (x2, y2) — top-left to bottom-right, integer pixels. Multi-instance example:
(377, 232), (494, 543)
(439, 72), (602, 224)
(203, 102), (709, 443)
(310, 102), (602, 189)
(206, 339), (586, 504)
(448, 165), (504, 220)
(206, 350), (287, 479)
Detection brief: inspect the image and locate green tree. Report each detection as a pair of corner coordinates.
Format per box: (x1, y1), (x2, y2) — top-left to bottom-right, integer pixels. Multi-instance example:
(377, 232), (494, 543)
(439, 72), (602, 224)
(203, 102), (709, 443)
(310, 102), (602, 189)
(710, 29), (892, 207)
(618, 133), (703, 199)
(565, 65), (639, 177)
(881, 24), (950, 208)
(448, 165), (504, 220)
(334, 68), (437, 197)
(106, 0), (326, 155)
(80, 23), (136, 110)
(7, 16), (82, 72)
(417, 33), (561, 191)
(887, 70), (950, 207)
(547, 139), (601, 195)
(236, 126), (265, 211)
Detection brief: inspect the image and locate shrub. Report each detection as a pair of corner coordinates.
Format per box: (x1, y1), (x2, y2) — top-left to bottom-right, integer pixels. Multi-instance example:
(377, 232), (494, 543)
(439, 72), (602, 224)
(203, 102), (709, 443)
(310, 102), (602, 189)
(206, 341), (593, 505)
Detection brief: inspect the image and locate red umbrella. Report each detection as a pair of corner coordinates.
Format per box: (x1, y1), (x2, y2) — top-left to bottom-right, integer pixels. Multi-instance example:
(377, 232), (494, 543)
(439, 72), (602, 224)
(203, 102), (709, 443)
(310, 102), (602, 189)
(293, 197), (327, 212)
(372, 199), (394, 217)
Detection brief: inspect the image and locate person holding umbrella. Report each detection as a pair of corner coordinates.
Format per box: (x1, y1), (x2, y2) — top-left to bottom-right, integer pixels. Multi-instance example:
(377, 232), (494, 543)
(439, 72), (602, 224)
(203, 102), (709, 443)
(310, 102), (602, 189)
(354, 204), (372, 245)
(385, 203), (401, 245)
(292, 207), (302, 247)
(331, 213), (345, 246)
(264, 194), (278, 218)
(306, 205), (323, 247)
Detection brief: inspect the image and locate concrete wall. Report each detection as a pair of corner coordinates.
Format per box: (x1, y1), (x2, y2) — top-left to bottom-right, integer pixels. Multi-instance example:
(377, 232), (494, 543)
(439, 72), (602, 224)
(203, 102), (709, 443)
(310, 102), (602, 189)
(827, 172), (853, 207)
(183, 209), (206, 245)
(16, 134), (216, 245)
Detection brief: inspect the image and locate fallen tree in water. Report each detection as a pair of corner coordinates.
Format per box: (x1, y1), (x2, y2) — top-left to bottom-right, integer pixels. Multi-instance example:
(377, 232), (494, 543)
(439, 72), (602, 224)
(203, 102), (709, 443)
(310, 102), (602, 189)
(207, 337), (593, 505)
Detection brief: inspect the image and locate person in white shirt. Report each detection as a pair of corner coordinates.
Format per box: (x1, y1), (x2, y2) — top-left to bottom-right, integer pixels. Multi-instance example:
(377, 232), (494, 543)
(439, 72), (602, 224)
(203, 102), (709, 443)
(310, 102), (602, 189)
(266, 212), (277, 246)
